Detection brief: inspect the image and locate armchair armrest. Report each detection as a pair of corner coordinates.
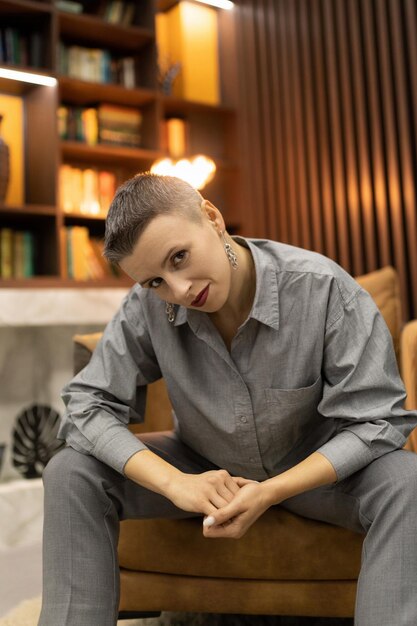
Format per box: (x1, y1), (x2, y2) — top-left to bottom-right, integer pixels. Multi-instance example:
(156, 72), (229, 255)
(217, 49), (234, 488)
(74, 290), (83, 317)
(73, 332), (103, 376)
(401, 320), (417, 452)
(72, 332), (173, 434)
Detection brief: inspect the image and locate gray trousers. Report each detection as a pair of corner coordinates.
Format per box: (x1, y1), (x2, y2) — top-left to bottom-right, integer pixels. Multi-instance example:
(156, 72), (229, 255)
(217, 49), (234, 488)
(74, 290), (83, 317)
(37, 431), (417, 626)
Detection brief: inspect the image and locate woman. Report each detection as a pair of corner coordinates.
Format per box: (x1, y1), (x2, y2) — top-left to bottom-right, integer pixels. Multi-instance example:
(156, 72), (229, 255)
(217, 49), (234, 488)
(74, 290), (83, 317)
(38, 173), (417, 626)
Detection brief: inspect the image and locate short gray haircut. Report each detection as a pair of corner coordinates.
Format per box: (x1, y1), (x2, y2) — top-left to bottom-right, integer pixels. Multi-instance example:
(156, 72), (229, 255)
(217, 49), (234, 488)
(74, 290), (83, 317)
(103, 173), (203, 264)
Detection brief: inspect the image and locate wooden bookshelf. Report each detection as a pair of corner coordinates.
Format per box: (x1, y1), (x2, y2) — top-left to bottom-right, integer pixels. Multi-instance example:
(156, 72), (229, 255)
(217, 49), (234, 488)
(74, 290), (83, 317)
(60, 141), (163, 166)
(0, 0), (240, 287)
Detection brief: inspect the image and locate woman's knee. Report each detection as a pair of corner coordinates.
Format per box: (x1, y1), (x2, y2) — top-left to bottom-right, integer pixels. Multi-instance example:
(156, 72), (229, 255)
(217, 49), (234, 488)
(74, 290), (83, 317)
(42, 446), (101, 493)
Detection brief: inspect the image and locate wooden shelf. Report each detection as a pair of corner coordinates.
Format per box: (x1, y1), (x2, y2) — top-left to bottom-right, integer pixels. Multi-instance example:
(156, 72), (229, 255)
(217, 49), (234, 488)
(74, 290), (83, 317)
(0, 276), (134, 288)
(58, 76), (156, 107)
(0, 0), (52, 14)
(161, 95), (235, 116)
(58, 12), (154, 52)
(0, 67), (56, 95)
(157, 0), (179, 11)
(0, 203), (56, 216)
(62, 212), (106, 221)
(60, 141), (163, 166)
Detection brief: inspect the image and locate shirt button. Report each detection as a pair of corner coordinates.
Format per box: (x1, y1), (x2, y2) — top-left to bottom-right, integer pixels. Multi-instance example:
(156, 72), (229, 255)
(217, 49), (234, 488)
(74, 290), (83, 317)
(239, 415), (247, 423)
(249, 457), (255, 463)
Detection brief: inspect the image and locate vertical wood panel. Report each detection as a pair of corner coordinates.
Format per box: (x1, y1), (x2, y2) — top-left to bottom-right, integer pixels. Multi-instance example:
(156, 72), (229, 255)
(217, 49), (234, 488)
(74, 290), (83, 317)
(275, 1), (300, 245)
(309, 1), (338, 259)
(361, 0), (393, 270)
(268, 0), (291, 242)
(237, 0), (417, 319)
(288, 0), (312, 250)
(256, 0), (277, 239)
(236, 2), (267, 237)
(298, 0), (325, 254)
(374, 0), (409, 314)
(322, 0), (351, 269)
(335, 0), (365, 276)
(388, 0), (417, 308)
(346, 0), (378, 272)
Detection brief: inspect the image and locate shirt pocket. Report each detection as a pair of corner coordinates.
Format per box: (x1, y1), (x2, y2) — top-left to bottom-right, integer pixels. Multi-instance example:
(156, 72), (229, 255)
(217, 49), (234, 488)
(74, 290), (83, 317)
(264, 375), (323, 461)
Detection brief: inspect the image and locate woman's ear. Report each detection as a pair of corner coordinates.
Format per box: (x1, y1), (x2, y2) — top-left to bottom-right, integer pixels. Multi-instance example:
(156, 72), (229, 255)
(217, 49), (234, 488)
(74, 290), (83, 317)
(201, 199), (224, 231)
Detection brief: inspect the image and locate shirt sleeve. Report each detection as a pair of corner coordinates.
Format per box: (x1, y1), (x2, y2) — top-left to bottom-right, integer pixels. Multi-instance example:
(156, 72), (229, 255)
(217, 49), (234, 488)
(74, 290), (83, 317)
(57, 287), (162, 475)
(316, 282), (417, 483)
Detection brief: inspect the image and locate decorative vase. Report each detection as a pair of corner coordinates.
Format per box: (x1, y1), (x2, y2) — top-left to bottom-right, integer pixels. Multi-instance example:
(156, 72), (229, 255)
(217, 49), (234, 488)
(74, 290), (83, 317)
(0, 114), (10, 204)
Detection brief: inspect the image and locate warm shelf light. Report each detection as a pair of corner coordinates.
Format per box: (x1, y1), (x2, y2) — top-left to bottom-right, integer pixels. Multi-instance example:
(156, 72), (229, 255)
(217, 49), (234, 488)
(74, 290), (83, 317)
(151, 155), (216, 190)
(193, 0), (234, 9)
(0, 67), (57, 87)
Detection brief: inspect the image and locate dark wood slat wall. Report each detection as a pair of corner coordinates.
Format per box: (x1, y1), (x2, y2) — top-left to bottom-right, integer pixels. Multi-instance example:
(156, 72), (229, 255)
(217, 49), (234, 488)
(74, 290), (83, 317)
(236, 0), (417, 320)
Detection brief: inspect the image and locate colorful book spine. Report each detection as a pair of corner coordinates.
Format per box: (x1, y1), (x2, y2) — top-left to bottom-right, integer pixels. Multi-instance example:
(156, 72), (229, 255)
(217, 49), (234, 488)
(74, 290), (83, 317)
(60, 164), (116, 217)
(64, 228), (119, 280)
(0, 229), (35, 279)
(0, 228), (13, 278)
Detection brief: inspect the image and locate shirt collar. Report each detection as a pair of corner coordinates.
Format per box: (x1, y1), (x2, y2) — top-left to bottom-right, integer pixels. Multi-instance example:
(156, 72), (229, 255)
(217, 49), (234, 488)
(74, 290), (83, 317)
(174, 236), (279, 331)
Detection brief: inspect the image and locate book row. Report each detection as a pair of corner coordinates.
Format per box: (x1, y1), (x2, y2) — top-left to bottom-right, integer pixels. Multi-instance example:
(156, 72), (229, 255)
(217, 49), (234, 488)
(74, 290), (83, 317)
(59, 165), (116, 216)
(64, 227), (120, 280)
(0, 229), (35, 279)
(58, 103), (143, 147)
(0, 28), (43, 69)
(58, 43), (136, 88)
(57, 0), (137, 27)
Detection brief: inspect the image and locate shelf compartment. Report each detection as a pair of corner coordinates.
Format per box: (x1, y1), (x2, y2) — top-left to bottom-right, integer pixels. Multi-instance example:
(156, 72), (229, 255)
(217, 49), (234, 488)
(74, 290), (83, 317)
(58, 12), (154, 53)
(0, 5), (54, 71)
(60, 140), (163, 167)
(58, 76), (157, 107)
(0, 213), (58, 276)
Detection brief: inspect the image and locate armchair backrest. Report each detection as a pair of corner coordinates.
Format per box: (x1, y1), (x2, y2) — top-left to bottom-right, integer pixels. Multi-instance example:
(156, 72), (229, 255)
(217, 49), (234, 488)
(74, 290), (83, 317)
(355, 266), (402, 361)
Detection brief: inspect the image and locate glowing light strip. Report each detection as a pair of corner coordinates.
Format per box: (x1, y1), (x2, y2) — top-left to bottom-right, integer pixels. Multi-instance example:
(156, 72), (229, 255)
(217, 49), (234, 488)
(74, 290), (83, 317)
(0, 67), (57, 87)
(193, 0), (234, 10)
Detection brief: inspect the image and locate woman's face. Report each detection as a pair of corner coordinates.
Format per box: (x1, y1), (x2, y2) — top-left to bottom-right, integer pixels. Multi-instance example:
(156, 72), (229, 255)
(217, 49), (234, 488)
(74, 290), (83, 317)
(119, 204), (233, 312)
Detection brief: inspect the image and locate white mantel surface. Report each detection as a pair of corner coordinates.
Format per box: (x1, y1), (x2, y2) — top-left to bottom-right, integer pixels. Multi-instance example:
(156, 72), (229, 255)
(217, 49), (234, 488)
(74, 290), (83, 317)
(0, 478), (43, 550)
(0, 288), (130, 327)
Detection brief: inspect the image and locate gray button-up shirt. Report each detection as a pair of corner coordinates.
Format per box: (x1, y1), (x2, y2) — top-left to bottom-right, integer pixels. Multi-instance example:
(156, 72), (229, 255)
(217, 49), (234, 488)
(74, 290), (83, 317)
(58, 237), (417, 483)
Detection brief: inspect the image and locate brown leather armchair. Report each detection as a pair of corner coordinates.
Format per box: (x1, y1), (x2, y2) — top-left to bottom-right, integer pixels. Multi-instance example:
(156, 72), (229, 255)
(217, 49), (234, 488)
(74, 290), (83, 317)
(72, 266), (417, 620)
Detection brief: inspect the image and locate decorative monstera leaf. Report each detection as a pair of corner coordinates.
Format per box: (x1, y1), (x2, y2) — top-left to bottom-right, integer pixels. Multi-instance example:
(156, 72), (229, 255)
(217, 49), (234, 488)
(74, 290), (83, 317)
(12, 404), (65, 479)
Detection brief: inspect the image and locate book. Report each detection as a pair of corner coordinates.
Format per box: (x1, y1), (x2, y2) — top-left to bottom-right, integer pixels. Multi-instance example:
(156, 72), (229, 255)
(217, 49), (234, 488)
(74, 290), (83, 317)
(121, 3), (135, 26)
(97, 103), (142, 147)
(81, 108), (99, 146)
(0, 229), (34, 278)
(22, 232), (35, 277)
(98, 171), (116, 216)
(60, 164), (115, 216)
(56, 0), (84, 14)
(121, 57), (136, 89)
(57, 106), (69, 140)
(0, 228), (13, 278)
(80, 169), (100, 215)
(67, 226), (90, 280)
(13, 231), (24, 278)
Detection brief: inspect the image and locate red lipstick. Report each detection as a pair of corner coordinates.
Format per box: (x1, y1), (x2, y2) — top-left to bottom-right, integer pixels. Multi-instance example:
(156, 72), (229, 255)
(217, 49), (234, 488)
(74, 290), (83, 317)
(191, 285), (209, 307)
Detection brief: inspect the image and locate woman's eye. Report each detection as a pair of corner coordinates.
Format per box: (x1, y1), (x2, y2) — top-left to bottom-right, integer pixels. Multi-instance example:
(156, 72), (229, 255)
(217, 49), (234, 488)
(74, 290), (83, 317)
(149, 277), (163, 289)
(172, 250), (187, 266)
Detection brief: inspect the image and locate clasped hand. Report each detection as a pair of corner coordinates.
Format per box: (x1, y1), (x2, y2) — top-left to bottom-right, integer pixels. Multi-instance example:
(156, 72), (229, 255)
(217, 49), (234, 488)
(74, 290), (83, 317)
(167, 469), (272, 539)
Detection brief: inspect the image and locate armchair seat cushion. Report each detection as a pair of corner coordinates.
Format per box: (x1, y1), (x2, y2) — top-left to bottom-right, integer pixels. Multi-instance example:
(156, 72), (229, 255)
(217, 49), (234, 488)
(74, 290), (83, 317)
(119, 507), (363, 581)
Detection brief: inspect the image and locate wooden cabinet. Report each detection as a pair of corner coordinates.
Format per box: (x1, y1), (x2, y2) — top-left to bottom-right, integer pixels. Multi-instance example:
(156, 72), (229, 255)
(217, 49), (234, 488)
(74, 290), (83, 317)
(0, 0), (240, 287)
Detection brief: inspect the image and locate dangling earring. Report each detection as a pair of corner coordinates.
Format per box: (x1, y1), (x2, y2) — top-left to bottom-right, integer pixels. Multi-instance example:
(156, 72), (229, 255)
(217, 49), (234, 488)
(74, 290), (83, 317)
(165, 302), (175, 323)
(221, 231), (238, 270)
